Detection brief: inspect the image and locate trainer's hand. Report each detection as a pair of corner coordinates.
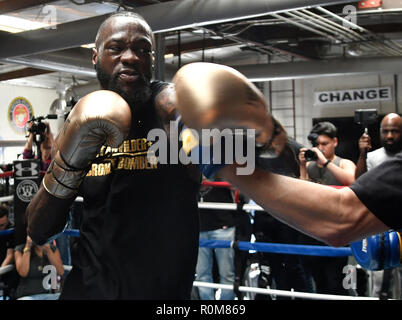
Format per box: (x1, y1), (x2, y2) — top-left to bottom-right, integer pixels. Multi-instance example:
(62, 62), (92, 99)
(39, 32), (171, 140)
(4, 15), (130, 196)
(43, 90), (131, 198)
(173, 62), (286, 157)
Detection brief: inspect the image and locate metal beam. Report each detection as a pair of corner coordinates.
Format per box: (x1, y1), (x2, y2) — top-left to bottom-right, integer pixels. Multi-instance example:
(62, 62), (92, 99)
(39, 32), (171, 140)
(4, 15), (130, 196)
(5, 54), (402, 83)
(0, 67), (53, 81)
(234, 57), (402, 81)
(0, 57), (96, 78)
(0, 0), (56, 15)
(0, 0), (356, 59)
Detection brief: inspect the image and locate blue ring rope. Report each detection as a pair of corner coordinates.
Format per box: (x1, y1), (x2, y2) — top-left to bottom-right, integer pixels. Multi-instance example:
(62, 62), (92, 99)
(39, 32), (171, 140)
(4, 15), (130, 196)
(198, 239), (351, 257)
(0, 228), (351, 257)
(0, 229), (14, 236)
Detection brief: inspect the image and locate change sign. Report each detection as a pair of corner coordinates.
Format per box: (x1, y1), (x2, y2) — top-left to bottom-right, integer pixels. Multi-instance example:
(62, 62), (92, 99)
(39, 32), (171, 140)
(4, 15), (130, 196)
(314, 87), (392, 105)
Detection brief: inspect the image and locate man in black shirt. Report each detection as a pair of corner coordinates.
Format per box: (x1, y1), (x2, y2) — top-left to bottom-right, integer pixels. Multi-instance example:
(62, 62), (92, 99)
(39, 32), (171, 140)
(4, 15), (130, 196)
(26, 12), (284, 299)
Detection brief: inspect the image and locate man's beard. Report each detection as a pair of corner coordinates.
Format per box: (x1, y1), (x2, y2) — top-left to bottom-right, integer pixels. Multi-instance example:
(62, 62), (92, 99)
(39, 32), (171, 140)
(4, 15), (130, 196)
(96, 61), (152, 110)
(382, 139), (402, 154)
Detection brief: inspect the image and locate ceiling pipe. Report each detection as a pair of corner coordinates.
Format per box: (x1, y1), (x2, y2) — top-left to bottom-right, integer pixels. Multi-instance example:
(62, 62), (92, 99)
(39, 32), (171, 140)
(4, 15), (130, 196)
(4, 55), (402, 84)
(0, 57), (96, 78)
(0, 0), (356, 59)
(234, 56), (402, 81)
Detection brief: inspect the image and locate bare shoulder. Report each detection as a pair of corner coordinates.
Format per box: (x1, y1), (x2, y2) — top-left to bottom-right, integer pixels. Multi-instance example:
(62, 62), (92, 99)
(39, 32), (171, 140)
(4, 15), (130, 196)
(155, 83), (176, 112)
(340, 158), (356, 169)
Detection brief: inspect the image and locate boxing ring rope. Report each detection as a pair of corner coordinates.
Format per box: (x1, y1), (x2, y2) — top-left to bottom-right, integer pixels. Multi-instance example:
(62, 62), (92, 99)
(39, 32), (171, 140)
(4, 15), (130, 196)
(192, 281), (379, 300)
(0, 265), (14, 277)
(0, 196), (13, 203)
(0, 173), (378, 300)
(0, 228), (382, 300)
(0, 227), (352, 258)
(0, 228), (377, 300)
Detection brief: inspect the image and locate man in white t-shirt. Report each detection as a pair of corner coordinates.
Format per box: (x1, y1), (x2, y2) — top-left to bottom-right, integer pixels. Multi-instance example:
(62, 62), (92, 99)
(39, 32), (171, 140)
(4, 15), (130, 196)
(355, 112), (402, 299)
(356, 113), (402, 176)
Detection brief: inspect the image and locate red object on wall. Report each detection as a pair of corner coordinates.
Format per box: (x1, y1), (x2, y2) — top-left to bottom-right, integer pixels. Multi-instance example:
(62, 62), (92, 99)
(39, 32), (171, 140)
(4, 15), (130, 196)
(358, 0), (382, 9)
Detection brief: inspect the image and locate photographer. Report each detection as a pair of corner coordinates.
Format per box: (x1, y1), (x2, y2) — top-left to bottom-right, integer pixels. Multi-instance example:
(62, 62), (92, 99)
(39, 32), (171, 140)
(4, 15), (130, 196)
(22, 120), (72, 267)
(297, 121), (356, 296)
(299, 121), (356, 186)
(23, 121), (54, 171)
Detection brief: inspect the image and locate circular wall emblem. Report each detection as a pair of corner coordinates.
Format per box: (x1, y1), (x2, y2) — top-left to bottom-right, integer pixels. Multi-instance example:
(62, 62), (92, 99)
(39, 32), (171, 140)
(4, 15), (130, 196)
(16, 180), (39, 202)
(8, 97), (34, 134)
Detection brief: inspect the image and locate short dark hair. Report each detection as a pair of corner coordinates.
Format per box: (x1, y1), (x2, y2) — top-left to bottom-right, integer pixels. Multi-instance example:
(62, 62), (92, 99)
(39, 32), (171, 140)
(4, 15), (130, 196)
(310, 121), (337, 138)
(0, 204), (9, 218)
(95, 11), (152, 49)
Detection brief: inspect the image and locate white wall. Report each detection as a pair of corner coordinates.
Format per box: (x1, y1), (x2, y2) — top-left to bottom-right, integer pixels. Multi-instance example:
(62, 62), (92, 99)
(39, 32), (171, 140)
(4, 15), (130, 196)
(263, 73), (401, 147)
(0, 83), (58, 165)
(1, 72), (401, 165)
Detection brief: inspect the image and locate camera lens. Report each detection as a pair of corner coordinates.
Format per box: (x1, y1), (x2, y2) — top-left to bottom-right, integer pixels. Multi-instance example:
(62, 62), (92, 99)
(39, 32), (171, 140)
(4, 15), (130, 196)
(304, 149), (318, 161)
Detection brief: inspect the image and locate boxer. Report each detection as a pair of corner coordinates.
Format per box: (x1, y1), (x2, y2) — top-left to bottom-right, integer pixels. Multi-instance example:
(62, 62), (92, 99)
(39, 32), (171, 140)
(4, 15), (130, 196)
(26, 12), (285, 299)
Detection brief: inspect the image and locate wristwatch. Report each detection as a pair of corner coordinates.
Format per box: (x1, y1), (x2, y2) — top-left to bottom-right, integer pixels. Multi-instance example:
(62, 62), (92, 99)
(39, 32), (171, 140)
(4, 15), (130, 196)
(323, 159), (331, 167)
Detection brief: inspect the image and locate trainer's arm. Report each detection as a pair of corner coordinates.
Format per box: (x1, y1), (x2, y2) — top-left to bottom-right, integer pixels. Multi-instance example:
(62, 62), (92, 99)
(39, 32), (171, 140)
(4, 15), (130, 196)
(218, 165), (388, 247)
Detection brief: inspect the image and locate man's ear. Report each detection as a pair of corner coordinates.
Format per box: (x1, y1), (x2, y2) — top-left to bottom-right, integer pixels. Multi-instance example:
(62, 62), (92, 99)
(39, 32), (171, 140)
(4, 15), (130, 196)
(92, 48), (98, 67)
(333, 137), (338, 147)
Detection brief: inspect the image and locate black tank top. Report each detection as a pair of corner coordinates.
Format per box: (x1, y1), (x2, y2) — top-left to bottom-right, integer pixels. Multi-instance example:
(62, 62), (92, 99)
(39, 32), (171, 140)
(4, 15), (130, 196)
(62, 81), (201, 299)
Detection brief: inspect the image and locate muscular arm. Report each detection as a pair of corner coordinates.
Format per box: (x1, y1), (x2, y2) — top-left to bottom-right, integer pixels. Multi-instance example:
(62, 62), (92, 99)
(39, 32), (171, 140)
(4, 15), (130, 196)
(218, 165), (388, 247)
(154, 84), (178, 133)
(26, 186), (73, 245)
(26, 90), (131, 245)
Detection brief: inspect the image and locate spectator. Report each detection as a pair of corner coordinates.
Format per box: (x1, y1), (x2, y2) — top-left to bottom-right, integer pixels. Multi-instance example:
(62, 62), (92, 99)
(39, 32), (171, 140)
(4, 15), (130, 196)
(355, 112), (402, 299)
(0, 204), (13, 268)
(14, 235), (64, 300)
(0, 204), (19, 299)
(356, 113), (402, 177)
(195, 180), (236, 300)
(23, 121), (71, 267)
(298, 121), (356, 295)
(23, 121), (54, 171)
(253, 138), (312, 299)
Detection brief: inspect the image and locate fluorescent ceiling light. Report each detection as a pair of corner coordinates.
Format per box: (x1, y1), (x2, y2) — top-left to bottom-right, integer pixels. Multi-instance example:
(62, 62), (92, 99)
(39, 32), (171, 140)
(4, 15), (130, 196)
(0, 15), (51, 33)
(81, 43), (96, 49)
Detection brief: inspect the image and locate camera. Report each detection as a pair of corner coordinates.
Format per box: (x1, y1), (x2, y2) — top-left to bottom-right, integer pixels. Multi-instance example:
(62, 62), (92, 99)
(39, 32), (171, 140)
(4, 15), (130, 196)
(304, 149), (318, 161)
(28, 118), (47, 137)
(354, 109), (378, 131)
(27, 114), (57, 139)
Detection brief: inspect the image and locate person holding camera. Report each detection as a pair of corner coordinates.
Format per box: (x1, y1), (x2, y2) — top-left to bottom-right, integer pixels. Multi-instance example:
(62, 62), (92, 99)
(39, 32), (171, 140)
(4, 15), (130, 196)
(297, 121), (356, 296)
(299, 122), (356, 186)
(23, 121), (54, 171)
